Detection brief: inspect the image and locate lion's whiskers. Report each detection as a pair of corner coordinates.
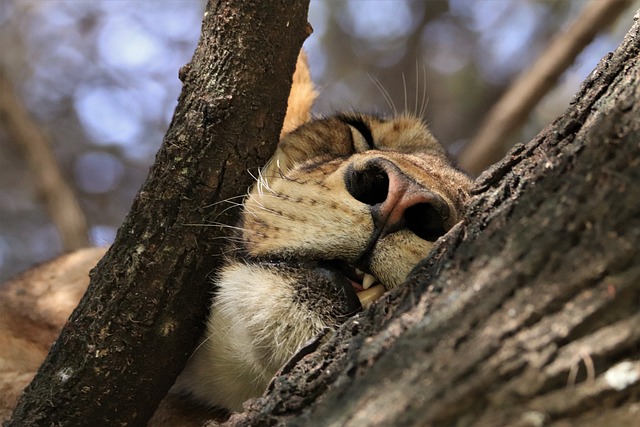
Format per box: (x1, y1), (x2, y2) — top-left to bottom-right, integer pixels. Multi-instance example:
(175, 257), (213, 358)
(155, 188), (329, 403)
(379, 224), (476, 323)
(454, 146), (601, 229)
(369, 74), (397, 116)
(249, 167), (278, 198)
(418, 60), (429, 119)
(215, 201), (249, 218)
(369, 61), (430, 119)
(203, 195), (246, 209)
(182, 221), (254, 235)
(246, 194), (283, 217)
(402, 72), (408, 116)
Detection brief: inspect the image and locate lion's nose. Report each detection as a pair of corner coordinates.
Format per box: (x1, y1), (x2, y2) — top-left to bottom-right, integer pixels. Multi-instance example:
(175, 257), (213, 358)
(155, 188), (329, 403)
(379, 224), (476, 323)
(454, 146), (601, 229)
(344, 158), (451, 241)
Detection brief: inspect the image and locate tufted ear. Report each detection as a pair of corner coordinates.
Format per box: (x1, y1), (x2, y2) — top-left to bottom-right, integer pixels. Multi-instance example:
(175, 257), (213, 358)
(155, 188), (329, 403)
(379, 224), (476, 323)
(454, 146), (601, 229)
(280, 50), (317, 138)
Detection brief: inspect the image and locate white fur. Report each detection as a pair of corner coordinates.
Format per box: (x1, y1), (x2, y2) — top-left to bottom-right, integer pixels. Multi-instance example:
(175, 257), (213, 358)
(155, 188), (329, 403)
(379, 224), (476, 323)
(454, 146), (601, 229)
(174, 263), (326, 411)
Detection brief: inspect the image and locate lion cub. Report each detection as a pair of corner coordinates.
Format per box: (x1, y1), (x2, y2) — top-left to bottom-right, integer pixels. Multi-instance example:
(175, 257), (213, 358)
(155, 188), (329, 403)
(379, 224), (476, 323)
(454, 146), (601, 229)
(173, 111), (472, 411)
(0, 53), (472, 421)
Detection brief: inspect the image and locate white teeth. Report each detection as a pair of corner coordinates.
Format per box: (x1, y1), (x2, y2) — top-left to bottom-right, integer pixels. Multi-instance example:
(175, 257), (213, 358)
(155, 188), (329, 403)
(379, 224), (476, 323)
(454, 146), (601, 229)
(355, 268), (364, 275)
(362, 273), (377, 290)
(357, 284), (386, 309)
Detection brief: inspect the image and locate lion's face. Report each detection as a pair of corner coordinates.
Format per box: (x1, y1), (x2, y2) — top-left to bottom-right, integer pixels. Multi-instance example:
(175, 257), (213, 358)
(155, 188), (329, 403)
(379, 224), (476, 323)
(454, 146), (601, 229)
(239, 114), (472, 307)
(172, 114), (473, 411)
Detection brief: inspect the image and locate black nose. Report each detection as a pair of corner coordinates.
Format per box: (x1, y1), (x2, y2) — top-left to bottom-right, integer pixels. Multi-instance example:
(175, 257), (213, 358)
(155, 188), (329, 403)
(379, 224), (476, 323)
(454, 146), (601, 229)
(344, 159), (450, 242)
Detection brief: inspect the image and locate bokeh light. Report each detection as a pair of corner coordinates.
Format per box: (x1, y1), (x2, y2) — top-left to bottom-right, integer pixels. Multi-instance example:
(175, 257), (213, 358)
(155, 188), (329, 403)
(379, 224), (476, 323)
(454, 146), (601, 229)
(0, 0), (631, 280)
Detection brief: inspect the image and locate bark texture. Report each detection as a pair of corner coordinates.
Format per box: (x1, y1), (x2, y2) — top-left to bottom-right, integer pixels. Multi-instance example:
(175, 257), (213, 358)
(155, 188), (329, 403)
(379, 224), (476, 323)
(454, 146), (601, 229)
(224, 11), (640, 427)
(7, 1), (310, 426)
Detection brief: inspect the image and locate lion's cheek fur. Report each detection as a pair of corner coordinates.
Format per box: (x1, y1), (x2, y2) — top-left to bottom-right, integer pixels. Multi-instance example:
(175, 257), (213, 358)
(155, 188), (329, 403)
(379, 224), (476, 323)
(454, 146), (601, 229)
(242, 181), (372, 261)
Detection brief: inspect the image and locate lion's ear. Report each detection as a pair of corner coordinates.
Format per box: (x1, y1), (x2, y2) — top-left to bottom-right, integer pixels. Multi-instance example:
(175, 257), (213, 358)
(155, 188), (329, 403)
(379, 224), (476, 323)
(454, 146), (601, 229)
(260, 51), (316, 183)
(280, 50), (317, 138)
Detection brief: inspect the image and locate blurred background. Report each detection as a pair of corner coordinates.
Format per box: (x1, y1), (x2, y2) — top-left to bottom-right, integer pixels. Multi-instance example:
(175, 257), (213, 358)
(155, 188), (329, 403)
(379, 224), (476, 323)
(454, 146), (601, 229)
(0, 0), (635, 281)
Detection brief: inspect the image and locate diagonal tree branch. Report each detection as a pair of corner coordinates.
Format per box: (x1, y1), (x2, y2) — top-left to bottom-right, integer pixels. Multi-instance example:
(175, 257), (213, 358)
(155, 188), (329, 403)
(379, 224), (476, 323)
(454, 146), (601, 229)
(7, 1), (311, 425)
(224, 8), (640, 427)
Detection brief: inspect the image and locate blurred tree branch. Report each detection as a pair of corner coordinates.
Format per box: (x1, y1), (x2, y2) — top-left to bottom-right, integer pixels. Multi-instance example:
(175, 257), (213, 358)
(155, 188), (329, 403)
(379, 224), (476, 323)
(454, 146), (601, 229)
(459, 0), (633, 176)
(0, 69), (90, 251)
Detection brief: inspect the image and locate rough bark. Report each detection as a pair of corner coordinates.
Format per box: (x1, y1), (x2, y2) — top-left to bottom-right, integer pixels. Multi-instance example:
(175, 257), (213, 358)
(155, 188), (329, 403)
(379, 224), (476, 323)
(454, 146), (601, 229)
(7, 1), (310, 426)
(224, 11), (640, 427)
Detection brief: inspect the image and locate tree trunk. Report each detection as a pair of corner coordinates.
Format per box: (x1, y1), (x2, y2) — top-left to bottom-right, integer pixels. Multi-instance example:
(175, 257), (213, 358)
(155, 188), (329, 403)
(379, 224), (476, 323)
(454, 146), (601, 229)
(7, 1), (310, 426)
(224, 11), (640, 427)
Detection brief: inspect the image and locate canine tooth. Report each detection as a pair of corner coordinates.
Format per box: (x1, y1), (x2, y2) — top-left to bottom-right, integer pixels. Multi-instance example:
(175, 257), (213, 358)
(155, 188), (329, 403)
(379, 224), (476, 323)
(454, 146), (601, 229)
(355, 268), (364, 275)
(362, 273), (377, 290)
(357, 284), (386, 309)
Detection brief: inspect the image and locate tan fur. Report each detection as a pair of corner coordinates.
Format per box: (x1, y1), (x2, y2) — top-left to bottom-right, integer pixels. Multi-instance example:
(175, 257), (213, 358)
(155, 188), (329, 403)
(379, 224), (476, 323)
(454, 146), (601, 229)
(0, 51), (472, 423)
(280, 51), (317, 138)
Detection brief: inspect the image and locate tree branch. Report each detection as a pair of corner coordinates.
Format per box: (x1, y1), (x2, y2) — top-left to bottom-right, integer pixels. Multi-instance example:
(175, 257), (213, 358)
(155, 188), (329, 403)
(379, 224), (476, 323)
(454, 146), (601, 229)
(7, 1), (310, 425)
(0, 68), (90, 251)
(459, 0), (633, 176)
(224, 8), (640, 427)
